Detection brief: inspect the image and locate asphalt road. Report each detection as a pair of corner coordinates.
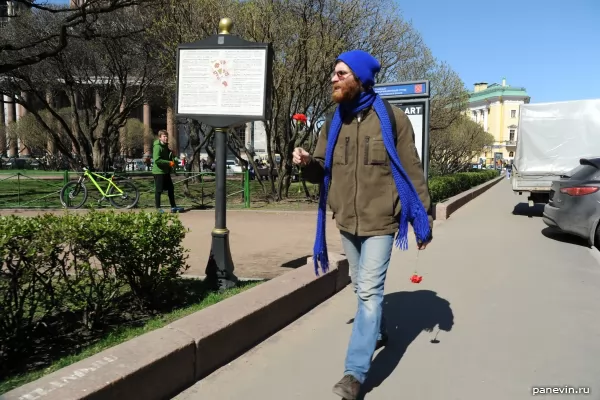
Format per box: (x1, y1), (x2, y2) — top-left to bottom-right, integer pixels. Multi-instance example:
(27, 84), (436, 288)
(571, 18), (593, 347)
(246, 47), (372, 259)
(173, 178), (600, 400)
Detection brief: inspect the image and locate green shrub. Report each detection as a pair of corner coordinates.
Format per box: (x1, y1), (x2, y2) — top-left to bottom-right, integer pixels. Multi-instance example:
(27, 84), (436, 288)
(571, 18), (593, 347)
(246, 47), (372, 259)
(55, 213), (126, 330)
(0, 215), (63, 356)
(429, 170), (498, 203)
(81, 211), (190, 311)
(0, 210), (189, 360)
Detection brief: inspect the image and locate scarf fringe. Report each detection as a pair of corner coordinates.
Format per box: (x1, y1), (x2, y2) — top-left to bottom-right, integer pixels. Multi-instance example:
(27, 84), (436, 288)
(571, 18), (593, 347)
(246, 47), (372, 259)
(313, 251), (329, 276)
(395, 231), (409, 251)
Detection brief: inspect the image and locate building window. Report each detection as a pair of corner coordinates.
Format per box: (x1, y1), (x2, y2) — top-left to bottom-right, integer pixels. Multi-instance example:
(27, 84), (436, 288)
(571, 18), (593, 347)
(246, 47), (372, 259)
(509, 151), (514, 157)
(511, 110), (516, 118)
(509, 130), (515, 142)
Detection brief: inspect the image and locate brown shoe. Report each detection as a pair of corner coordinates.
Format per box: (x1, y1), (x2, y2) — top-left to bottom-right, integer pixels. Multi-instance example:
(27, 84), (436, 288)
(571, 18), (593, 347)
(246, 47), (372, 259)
(332, 374), (360, 399)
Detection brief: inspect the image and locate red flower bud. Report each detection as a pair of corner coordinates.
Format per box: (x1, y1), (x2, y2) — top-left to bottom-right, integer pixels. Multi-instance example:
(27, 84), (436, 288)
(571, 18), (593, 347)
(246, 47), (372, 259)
(410, 274), (423, 283)
(292, 113), (307, 123)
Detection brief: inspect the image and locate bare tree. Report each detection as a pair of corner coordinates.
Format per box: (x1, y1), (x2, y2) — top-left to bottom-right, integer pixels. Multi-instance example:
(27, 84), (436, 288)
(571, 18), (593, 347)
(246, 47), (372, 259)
(397, 46), (468, 132)
(0, 8), (164, 170)
(429, 115), (494, 175)
(0, 0), (161, 74)
(232, 0), (427, 200)
(148, 0), (458, 198)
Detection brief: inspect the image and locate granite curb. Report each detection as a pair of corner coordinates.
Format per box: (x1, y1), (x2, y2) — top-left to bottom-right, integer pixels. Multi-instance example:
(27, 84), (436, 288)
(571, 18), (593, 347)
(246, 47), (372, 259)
(434, 174), (504, 221)
(1, 254), (350, 400)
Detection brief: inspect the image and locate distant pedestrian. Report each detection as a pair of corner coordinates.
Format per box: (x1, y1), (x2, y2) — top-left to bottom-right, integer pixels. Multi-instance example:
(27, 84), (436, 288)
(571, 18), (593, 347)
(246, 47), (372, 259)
(292, 50), (432, 400)
(152, 129), (184, 213)
(507, 163), (512, 179)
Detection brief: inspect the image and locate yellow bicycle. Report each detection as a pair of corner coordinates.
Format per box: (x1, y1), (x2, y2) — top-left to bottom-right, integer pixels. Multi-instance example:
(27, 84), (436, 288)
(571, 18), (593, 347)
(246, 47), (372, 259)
(59, 166), (140, 209)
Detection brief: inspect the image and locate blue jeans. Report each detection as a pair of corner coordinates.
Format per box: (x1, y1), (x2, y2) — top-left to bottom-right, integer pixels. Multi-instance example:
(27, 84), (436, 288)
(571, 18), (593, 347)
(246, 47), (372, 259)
(340, 231), (394, 384)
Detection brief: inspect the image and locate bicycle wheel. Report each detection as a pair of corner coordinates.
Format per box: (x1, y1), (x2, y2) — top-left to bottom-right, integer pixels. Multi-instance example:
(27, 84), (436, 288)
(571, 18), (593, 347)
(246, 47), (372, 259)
(60, 182), (88, 209)
(108, 180), (140, 209)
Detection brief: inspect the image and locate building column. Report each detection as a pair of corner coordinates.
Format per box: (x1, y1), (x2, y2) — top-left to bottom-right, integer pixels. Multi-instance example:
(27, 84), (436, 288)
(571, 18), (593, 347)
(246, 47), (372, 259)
(71, 92), (80, 155)
(119, 98), (128, 156)
(167, 106), (178, 157)
(46, 91), (55, 156)
(95, 89), (101, 116)
(17, 92), (31, 157)
(6, 96), (17, 157)
(143, 101), (152, 158)
(483, 108), (488, 132)
(0, 96), (6, 157)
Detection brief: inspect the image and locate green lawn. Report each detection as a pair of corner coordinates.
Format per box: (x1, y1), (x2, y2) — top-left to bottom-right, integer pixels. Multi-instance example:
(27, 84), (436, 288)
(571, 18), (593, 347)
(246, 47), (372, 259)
(0, 171), (317, 210)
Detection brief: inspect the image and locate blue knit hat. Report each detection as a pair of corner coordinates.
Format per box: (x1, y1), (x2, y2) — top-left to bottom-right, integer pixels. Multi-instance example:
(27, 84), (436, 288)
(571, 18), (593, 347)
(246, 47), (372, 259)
(336, 50), (381, 87)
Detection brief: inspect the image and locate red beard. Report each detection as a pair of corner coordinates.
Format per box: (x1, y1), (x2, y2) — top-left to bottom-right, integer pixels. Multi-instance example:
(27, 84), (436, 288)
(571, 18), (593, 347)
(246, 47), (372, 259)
(332, 79), (361, 103)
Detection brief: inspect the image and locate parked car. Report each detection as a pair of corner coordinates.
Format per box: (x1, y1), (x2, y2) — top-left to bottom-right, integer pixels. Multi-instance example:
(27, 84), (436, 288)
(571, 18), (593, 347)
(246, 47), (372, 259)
(543, 157), (600, 246)
(226, 160), (243, 174)
(125, 159), (149, 171)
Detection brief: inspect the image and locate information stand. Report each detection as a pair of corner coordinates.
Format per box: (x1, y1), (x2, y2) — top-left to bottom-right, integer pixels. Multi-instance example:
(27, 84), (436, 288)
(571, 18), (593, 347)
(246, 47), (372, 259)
(175, 18), (273, 290)
(373, 80), (431, 180)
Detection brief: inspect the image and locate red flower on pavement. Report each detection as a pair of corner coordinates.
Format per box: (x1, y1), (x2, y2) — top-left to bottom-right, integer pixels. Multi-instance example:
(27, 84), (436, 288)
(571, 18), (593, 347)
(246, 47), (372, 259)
(410, 274), (423, 284)
(292, 113), (307, 124)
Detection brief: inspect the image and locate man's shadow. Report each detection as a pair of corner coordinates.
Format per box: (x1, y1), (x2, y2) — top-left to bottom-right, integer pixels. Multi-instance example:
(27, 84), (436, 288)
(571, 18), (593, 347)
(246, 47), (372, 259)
(358, 290), (454, 399)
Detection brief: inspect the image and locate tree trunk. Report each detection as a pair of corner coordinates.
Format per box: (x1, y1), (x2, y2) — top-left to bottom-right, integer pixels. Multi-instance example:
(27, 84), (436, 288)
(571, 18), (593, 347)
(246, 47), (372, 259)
(92, 140), (110, 171)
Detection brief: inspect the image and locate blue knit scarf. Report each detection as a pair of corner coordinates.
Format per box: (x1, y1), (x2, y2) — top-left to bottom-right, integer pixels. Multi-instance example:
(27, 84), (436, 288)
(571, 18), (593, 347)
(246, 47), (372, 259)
(313, 90), (431, 276)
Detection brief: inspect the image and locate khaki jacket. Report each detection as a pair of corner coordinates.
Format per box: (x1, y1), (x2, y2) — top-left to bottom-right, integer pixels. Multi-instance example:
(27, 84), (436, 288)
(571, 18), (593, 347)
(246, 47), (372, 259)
(302, 105), (433, 237)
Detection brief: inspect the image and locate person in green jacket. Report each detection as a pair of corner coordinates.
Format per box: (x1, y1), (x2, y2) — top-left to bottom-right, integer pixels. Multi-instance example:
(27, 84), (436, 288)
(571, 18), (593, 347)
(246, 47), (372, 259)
(152, 129), (184, 213)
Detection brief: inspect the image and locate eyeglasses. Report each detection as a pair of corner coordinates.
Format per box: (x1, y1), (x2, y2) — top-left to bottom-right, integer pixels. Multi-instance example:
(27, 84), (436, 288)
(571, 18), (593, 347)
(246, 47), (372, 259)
(331, 70), (353, 80)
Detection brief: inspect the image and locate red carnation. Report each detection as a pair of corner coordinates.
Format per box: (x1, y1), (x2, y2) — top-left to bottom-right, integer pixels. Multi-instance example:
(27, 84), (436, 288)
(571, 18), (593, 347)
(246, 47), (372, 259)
(410, 274), (423, 284)
(292, 113), (307, 124)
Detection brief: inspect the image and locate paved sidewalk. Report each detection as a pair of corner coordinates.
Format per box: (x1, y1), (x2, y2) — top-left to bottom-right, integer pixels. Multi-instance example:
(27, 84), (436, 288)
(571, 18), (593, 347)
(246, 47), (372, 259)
(179, 209), (343, 279)
(174, 179), (600, 400)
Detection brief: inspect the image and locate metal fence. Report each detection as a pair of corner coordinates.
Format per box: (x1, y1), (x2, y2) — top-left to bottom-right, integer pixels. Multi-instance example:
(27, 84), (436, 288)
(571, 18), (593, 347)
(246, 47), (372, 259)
(0, 170), (251, 209)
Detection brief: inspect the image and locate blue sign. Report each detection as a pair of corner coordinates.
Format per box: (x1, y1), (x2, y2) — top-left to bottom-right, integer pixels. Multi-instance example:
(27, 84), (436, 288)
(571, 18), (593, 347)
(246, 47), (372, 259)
(373, 82), (429, 98)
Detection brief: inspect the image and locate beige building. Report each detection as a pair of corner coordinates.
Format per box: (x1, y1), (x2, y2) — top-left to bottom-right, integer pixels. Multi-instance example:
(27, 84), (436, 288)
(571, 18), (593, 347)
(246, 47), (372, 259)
(468, 78), (531, 166)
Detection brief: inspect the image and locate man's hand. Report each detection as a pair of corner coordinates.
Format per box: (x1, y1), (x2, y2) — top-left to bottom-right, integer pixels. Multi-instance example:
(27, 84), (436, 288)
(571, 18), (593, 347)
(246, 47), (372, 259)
(292, 147), (311, 166)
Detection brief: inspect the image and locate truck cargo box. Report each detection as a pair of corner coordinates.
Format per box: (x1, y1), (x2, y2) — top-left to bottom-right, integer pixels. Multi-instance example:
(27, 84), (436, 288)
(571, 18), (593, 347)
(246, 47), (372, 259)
(512, 99), (600, 198)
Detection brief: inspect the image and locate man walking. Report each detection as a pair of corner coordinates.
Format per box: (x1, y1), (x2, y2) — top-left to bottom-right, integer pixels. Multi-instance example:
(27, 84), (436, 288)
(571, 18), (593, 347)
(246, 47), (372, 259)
(292, 50), (433, 399)
(152, 129), (184, 213)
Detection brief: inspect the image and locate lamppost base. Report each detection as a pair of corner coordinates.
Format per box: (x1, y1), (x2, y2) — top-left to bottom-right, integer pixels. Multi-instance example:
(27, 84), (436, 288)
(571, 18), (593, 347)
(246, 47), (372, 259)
(205, 228), (238, 292)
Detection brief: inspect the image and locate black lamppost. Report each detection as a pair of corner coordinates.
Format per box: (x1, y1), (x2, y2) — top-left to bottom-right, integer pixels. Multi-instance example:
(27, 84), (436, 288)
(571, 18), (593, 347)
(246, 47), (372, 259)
(174, 18), (273, 291)
(204, 124), (237, 290)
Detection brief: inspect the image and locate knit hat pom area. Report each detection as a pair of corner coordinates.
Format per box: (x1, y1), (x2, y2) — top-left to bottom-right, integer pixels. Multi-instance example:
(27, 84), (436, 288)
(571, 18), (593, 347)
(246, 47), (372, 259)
(336, 50), (381, 87)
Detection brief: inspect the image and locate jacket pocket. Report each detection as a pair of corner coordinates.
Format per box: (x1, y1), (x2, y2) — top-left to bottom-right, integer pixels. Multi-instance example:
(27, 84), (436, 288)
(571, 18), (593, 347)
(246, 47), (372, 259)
(333, 137), (349, 165)
(365, 137), (388, 165)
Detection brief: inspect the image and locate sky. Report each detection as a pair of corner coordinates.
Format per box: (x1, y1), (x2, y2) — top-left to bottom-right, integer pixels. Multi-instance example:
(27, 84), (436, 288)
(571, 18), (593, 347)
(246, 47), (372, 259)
(397, 0), (600, 103)
(46, 0), (599, 103)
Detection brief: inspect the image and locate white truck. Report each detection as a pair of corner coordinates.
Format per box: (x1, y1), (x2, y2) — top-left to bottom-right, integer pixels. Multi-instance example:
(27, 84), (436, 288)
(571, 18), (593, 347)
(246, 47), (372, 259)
(512, 99), (600, 206)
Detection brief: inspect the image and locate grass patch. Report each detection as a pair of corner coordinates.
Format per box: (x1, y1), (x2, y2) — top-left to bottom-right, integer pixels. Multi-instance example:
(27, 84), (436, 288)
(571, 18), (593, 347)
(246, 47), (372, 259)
(0, 171), (318, 210)
(0, 279), (261, 395)
(0, 169), (500, 212)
